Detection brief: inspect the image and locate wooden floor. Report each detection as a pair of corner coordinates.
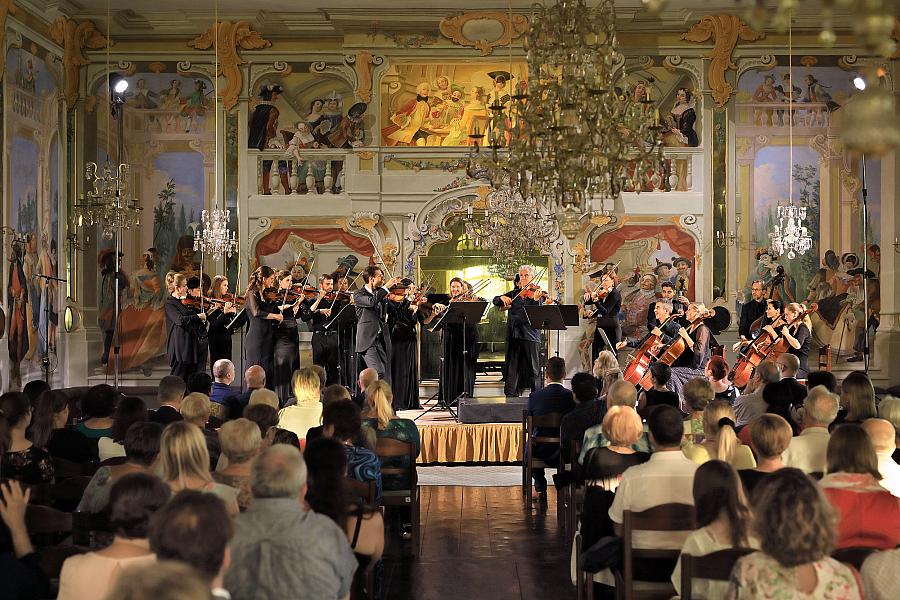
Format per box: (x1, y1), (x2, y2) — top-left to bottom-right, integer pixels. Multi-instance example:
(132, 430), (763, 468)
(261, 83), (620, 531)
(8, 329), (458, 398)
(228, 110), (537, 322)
(382, 485), (572, 599)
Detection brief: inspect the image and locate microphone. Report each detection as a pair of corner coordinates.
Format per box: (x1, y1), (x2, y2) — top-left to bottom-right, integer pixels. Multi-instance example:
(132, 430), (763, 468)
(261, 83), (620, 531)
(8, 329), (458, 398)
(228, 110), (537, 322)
(32, 273), (68, 283)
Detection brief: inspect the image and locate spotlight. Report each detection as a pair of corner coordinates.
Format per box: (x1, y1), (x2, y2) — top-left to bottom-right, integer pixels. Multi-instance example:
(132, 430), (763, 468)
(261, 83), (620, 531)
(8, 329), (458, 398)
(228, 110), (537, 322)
(852, 76), (867, 91)
(109, 73), (129, 94)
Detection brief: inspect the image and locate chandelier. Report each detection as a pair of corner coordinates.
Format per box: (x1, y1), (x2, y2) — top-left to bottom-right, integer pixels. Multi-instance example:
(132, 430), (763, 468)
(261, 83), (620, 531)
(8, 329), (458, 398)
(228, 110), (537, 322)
(194, 208), (238, 260)
(769, 204), (812, 260)
(74, 161), (142, 239)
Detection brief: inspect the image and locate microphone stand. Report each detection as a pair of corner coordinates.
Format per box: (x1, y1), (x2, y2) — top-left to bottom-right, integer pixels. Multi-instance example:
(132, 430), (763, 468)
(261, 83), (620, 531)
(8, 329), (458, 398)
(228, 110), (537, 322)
(32, 273), (67, 383)
(860, 155), (871, 373)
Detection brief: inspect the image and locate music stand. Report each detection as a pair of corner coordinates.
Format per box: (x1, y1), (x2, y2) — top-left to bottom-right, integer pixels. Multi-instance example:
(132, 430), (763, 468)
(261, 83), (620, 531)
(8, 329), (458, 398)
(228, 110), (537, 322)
(525, 305), (568, 386)
(556, 305), (580, 357)
(323, 301), (357, 389)
(417, 300), (487, 421)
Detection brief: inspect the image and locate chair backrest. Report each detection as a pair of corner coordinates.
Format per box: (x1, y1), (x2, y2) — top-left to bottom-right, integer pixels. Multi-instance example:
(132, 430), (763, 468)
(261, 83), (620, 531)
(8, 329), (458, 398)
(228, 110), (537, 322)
(345, 477), (377, 506)
(374, 437), (417, 490)
(72, 510), (113, 547)
(680, 548), (756, 600)
(832, 546), (879, 572)
(99, 456), (128, 467)
(26, 504), (73, 548)
(622, 504), (695, 598)
(52, 456), (96, 479)
(524, 411), (563, 446)
(819, 344), (832, 371)
(50, 475), (94, 512)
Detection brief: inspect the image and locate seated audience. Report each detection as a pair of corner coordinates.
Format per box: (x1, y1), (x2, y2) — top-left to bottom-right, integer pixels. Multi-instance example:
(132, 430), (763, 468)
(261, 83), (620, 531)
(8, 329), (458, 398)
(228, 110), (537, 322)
(58, 473), (170, 600)
(862, 418), (900, 497)
(525, 357), (574, 499)
(149, 490), (233, 598)
(353, 368), (379, 409)
(310, 365), (327, 393)
(0, 392), (53, 484)
(560, 373), (602, 463)
(860, 547), (900, 600)
(582, 405), (649, 491)
(592, 350), (620, 397)
(672, 460), (759, 599)
(820, 424), (900, 549)
(243, 403), (279, 439)
(105, 560), (215, 600)
(22, 379), (50, 405)
(740, 413), (792, 494)
(733, 361), (781, 428)
(213, 418), (261, 511)
(759, 379), (801, 436)
(363, 380), (420, 488)
(158, 421), (239, 516)
(727, 468), (862, 598)
(782, 385), (839, 474)
(308, 384), (376, 450)
(682, 377), (714, 443)
(224, 444), (357, 600)
(270, 427), (301, 448)
(99, 396), (148, 462)
(324, 399), (382, 501)
(249, 388), (279, 410)
(149, 375), (186, 426)
(278, 368), (323, 440)
(76, 384), (118, 438)
(0, 480), (50, 599)
(186, 372), (213, 397)
(707, 356), (737, 404)
(774, 353), (807, 407)
(638, 363), (680, 415)
(28, 389), (96, 463)
(832, 371), (877, 430)
(806, 370), (839, 394)
(683, 400), (757, 469)
(226, 365), (266, 419)
(79, 422), (163, 513)
(181, 393), (221, 470)
(580, 380), (645, 463)
(209, 359), (237, 419)
(877, 395), (900, 463)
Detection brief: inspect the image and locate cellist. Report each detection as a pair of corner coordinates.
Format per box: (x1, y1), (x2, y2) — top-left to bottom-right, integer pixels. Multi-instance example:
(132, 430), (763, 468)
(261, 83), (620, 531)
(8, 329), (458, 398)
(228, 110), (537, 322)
(616, 300), (681, 353)
(668, 302), (713, 401)
(734, 298), (783, 356)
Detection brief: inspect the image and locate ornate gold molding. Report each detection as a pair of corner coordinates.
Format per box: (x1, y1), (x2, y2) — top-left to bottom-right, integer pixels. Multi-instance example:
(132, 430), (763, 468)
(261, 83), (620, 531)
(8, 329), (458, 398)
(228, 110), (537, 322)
(48, 17), (109, 110)
(439, 11), (528, 56)
(681, 14), (764, 107)
(188, 21), (271, 111)
(348, 51), (382, 103)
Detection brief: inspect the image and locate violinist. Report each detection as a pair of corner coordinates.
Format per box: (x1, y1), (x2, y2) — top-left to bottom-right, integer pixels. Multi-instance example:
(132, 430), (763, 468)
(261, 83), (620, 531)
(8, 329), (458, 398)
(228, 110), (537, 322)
(388, 279), (442, 410)
(165, 273), (207, 379)
(583, 269), (622, 364)
(185, 277), (211, 373)
(780, 302), (813, 377)
(439, 277), (479, 402)
(353, 265), (401, 385)
(333, 273), (359, 389)
(493, 265), (546, 397)
(301, 273), (341, 386)
(244, 266), (283, 381)
(272, 270), (302, 406)
(207, 275), (240, 365)
(668, 302), (713, 401)
(647, 281), (687, 329)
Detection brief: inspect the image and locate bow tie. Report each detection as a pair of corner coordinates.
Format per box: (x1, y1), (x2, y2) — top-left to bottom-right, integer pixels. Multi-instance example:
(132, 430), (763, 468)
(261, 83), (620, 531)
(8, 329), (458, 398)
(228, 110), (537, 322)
(416, 95), (429, 102)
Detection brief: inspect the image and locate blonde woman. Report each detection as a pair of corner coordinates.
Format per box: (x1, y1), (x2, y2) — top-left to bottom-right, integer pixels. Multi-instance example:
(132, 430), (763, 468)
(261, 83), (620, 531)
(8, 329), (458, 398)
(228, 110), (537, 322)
(739, 413), (793, 494)
(668, 302), (713, 403)
(277, 367), (322, 440)
(213, 418), (261, 511)
(157, 421), (238, 516)
(165, 272), (207, 379)
(833, 371), (877, 429)
(683, 400), (757, 469)
(780, 302), (812, 377)
(581, 405), (649, 492)
(592, 350), (621, 398)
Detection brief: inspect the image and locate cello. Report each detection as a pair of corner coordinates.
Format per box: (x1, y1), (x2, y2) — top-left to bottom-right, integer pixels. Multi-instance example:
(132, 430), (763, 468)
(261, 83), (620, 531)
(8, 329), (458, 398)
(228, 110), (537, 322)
(636, 309), (713, 389)
(623, 316), (674, 390)
(729, 303), (817, 387)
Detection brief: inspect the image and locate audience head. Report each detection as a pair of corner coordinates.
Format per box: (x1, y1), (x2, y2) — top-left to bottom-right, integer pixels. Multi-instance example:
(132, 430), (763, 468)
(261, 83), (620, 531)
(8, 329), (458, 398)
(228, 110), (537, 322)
(157, 376), (187, 409)
(877, 396), (900, 444)
(601, 405), (643, 448)
(248, 388), (279, 410)
(358, 368), (378, 392)
(158, 421), (212, 488)
(749, 413), (793, 460)
(219, 418), (262, 464)
(599, 369), (624, 397)
(180, 393), (211, 427)
(366, 380), (395, 429)
(304, 437), (349, 525)
(322, 384), (352, 406)
(244, 365), (266, 390)
(22, 379), (50, 405)
(270, 427), (300, 448)
(806, 370), (838, 394)
(250, 443), (308, 500)
(111, 396), (149, 441)
(752, 361), (782, 391)
(27, 390), (70, 448)
(243, 403), (279, 438)
(323, 399), (361, 443)
(826, 424), (880, 478)
(106, 560), (214, 600)
(545, 356), (566, 383)
(775, 353), (800, 378)
(124, 422), (163, 467)
(185, 372), (213, 396)
(751, 468), (837, 567)
(310, 365), (327, 390)
(683, 377), (714, 413)
(705, 356), (729, 382)
(762, 379), (795, 411)
(212, 359), (235, 385)
(802, 385), (840, 427)
(649, 362), (671, 387)
(149, 490), (233, 585)
(571, 372), (599, 404)
(0, 392), (32, 452)
(862, 418), (895, 456)
(606, 379), (637, 409)
(703, 400), (740, 464)
(840, 371), (876, 421)
(647, 404), (684, 449)
(693, 460), (750, 546)
(592, 350), (619, 380)
(291, 367), (321, 405)
(82, 384), (118, 419)
(108, 473), (171, 539)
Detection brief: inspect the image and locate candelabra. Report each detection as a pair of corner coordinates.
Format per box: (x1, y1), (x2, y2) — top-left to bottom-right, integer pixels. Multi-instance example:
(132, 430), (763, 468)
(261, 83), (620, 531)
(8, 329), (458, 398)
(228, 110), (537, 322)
(769, 204), (812, 259)
(194, 208), (238, 260)
(73, 162), (142, 238)
(716, 230), (738, 247)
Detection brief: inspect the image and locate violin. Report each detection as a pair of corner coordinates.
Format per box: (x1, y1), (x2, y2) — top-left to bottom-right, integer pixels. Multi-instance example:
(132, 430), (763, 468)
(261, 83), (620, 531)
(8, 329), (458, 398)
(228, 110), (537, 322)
(322, 290), (352, 303)
(290, 284), (319, 300)
(262, 287), (304, 303)
(520, 282), (554, 303)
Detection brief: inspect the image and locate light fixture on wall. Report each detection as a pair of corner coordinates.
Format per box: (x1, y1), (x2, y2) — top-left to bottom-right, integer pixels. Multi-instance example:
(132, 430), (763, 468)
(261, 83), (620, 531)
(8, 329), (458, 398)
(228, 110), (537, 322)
(716, 230), (737, 247)
(893, 235), (900, 253)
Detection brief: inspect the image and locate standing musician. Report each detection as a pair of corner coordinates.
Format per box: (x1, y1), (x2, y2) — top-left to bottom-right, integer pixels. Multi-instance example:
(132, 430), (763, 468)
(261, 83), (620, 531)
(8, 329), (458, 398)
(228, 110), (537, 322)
(207, 275), (239, 365)
(244, 266), (283, 382)
(334, 273), (359, 389)
(438, 277), (479, 402)
(165, 273), (207, 379)
(272, 269), (302, 406)
(493, 265), (549, 397)
(737, 298), (784, 356)
(735, 280), (768, 349)
(185, 277), (211, 373)
(583, 269), (622, 363)
(353, 265), (401, 385)
(779, 302), (813, 377)
(301, 273), (340, 385)
(647, 281), (688, 329)
(617, 299), (681, 352)
(668, 302), (713, 401)
(387, 278), (442, 411)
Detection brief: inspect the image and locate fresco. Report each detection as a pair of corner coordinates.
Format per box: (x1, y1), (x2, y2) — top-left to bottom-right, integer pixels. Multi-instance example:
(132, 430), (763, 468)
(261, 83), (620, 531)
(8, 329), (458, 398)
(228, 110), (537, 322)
(624, 64), (701, 148)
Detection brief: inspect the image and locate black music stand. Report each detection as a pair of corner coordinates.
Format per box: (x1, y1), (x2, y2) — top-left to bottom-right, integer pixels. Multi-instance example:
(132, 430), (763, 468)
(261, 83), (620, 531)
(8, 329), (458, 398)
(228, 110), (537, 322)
(557, 305), (580, 357)
(417, 300), (487, 421)
(525, 305), (569, 386)
(324, 301), (357, 390)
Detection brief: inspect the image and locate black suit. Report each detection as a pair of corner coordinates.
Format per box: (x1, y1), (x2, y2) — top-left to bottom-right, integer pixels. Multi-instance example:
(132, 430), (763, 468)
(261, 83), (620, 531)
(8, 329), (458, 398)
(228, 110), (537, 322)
(165, 296), (206, 378)
(301, 297), (341, 386)
(739, 298), (767, 339)
(150, 405), (184, 426)
(527, 383), (575, 491)
(493, 288), (541, 397)
(781, 377), (808, 408)
(353, 285), (392, 384)
(585, 289), (622, 363)
(647, 300), (685, 329)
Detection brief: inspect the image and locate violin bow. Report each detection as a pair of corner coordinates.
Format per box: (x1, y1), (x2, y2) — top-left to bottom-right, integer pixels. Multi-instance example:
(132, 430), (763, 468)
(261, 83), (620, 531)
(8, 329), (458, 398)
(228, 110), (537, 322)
(328, 270), (362, 312)
(507, 266), (548, 302)
(428, 278), (489, 333)
(364, 231), (396, 281)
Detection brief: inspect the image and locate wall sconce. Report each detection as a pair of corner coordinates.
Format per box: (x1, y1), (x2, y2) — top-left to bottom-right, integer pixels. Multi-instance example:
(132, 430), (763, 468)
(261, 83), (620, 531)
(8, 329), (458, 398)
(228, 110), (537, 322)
(893, 235), (900, 253)
(716, 230), (737, 247)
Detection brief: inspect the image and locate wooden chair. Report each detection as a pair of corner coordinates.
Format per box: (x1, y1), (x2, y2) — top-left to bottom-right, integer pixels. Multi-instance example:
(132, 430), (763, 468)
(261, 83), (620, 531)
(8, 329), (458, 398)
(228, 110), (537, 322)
(98, 456), (127, 467)
(51, 456), (96, 480)
(38, 544), (89, 593)
(374, 438), (420, 557)
(614, 503), (695, 600)
(819, 344), (832, 371)
(564, 439), (584, 535)
(25, 504), (73, 548)
(72, 510), (112, 548)
(345, 477), (377, 506)
(832, 546), (879, 571)
(49, 476), (93, 512)
(521, 410), (563, 510)
(680, 548), (755, 600)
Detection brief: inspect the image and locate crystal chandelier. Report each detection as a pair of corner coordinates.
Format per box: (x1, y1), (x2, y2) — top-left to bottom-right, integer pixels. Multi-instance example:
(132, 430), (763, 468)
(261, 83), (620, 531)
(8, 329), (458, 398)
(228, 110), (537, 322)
(194, 208), (238, 259)
(74, 161), (142, 239)
(769, 204), (812, 259)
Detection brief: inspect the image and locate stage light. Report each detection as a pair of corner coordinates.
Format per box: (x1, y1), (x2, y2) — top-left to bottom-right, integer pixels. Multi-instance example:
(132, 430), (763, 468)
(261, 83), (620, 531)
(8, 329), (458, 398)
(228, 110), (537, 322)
(109, 73), (129, 94)
(853, 76), (867, 91)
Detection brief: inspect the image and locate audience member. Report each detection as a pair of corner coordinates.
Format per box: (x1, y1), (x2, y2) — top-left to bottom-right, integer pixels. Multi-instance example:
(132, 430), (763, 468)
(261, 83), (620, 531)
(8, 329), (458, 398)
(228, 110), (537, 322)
(226, 365), (266, 419)
(150, 376), (186, 426)
(740, 413), (792, 494)
(0, 392), (53, 484)
(760, 379), (801, 436)
(672, 460), (758, 599)
(820, 424), (900, 549)
(28, 389), (96, 463)
(526, 357), (574, 500)
(363, 380), (420, 487)
(224, 444), (357, 600)
(706, 356), (737, 404)
(76, 384), (118, 438)
(592, 350), (620, 396)
(682, 377), (714, 442)
(249, 388), (279, 409)
(270, 427), (301, 448)
(353, 368), (379, 409)
(832, 371), (877, 430)
(158, 421), (239, 515)
(774, 353), (807, 407)
(79, 422), (163, 513)
(308, 384), (376, 450)
(181, 392), (221, 469)
(683, 400), (756, 469)
(733, 361), (780, 428)
(877, 395), (900, 463)
(210, 359), (237, 419)
(186, 372), (213, 396)
(310, 364), (327, 392)
(278, 368), (323, 440)
(105, 560), (214, 600)
(579, 380), (644, 463)
(860, 547), (900, 600)
(806, 370), (839, 394)
(560, 373), (602, 463)
(213, 418), (261, 511)
(727, 468), (862, 598)
(781, 385), (838, 474)
(862, 418), (900, 497)
(59, 473), (170, 600)
(22, 379), (50, 406)
(0, 480), (50, 599)
(149, 490), (234, 597)
(638, 363), (679, 415)
(582, 405), (649, 491)
(100, 396), (148, 462)
(324, 399), (382, 501)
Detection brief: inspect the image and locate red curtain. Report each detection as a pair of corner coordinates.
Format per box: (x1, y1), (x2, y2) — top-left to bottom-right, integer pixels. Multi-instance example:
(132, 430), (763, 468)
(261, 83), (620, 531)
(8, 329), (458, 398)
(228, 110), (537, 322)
(590, 225), (695, 262)
(255, 227), (375, 259)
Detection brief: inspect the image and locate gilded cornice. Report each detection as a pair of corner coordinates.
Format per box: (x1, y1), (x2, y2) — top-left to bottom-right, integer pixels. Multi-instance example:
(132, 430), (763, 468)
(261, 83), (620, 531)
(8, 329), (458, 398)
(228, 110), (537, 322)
(48, 16), (109, 110)
(438, 11), (528, 56)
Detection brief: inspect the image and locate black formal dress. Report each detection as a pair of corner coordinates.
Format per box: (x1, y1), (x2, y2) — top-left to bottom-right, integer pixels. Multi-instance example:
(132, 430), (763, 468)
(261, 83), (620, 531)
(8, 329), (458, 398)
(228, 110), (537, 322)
(585, 289), (622, 363)
(438, 312), (479, 404)
(245, 291), (275, 381)
(388, 298), (424, 411)
(272, 299), (301, 407)
(301, 296), (341, 386)
(353, 285), (392, 385)
(207, 304), (238, 365)
(335, 298), (358, 390)
(165, 296), (206, 378)
(787, 323), (811, 377)
(493, 288), (541, 397)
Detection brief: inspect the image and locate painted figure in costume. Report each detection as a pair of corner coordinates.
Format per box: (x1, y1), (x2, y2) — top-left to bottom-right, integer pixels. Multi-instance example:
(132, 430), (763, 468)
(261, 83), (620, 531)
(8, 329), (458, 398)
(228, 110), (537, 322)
(36, 235), (58, 355)
(672, 257), (693, 299)
(170, 235), (200, 278)
(383, 82), (432, 146)
(248, 84), (289, 194)
(7, 241), (29, 389)
(487, 71), (512, 108)
(441, 85), (465, 127)
(160, 79), (182, 109)
(442, 86), (488, 146)
(653, 261), (674, 287)
(129, 78), (158, 109)
(305, 98), (326, 129)
(621, 273), (658, 340)
(752, 75), (778, 126)
(284, 121), (324, 193)
(775, 73), (802, 126)
(180, 79), (208, 133)
(323, 93), (343, 131)
(668, 88), (699, 147)
(118, 248), (168, 375)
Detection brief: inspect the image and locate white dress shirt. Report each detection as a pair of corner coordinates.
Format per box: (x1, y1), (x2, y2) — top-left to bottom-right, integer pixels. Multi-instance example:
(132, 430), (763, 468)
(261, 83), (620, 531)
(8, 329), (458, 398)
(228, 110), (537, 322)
(875, 451), (900, 498)
(782, 426), (830, 474)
